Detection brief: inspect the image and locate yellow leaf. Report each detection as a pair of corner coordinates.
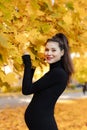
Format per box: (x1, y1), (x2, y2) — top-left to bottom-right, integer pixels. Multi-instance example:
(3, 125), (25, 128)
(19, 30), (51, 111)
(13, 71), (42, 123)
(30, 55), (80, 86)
(15, 33), (28, 44)
(4, 72), (18, 85)
(63, 12), (72, 25)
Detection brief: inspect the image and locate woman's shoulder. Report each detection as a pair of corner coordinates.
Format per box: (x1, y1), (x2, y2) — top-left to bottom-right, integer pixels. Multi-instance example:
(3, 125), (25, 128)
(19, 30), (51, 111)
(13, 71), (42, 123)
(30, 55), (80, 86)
(51, 67), (68, 78)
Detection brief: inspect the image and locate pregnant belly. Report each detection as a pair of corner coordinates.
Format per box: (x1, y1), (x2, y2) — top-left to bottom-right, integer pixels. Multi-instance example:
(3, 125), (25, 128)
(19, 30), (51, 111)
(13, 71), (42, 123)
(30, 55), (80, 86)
(25, 103), (53, 120)
(24, 103), (57, 130)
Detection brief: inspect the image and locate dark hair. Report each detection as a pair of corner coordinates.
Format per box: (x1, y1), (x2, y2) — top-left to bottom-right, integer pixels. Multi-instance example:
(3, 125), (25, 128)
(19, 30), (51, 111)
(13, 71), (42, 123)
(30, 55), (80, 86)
(46, 33), (74, 83)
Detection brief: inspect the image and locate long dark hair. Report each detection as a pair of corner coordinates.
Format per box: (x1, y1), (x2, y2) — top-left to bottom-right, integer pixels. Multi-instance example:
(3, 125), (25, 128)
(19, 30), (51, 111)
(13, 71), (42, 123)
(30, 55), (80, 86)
(46, 33), (74, 82)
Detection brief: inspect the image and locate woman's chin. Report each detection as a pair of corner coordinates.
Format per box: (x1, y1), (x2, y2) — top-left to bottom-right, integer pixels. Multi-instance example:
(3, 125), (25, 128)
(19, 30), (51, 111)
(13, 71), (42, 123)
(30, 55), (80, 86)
(46, 60), (54, 64)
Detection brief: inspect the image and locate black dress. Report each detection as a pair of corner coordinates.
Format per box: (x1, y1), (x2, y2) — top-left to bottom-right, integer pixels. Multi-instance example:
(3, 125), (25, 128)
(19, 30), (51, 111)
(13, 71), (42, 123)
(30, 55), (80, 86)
(22, 55), (68, 130)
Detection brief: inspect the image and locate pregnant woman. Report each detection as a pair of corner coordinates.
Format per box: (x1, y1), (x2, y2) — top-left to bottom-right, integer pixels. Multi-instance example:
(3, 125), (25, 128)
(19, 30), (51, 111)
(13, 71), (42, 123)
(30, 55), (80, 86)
(22, 33), (74, 130)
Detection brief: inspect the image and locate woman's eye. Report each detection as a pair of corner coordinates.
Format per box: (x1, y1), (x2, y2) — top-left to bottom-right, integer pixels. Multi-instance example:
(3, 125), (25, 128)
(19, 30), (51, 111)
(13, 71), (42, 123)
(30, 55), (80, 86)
(52, 49), (56, 52)
(45, 49), (49, 51)
(45, 48), (56, 52)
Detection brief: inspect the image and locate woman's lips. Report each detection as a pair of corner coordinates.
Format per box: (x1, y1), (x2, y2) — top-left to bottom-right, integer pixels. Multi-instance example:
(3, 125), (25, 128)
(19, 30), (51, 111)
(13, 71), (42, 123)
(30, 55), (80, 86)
(46, 57), (53, 60)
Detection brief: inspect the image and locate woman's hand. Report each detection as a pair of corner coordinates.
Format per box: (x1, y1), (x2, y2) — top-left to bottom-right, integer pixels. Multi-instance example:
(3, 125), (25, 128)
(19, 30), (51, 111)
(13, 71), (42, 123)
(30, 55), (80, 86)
(22, 42), (31, 56)
(22, 46), (30, 56)
(23, 51), (30, 55)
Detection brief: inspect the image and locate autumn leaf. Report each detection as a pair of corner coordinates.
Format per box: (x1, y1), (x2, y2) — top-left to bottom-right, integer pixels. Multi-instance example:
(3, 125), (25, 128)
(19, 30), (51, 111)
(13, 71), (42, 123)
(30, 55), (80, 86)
(0, 99), (87, 130)
(0, 0), (87, 85)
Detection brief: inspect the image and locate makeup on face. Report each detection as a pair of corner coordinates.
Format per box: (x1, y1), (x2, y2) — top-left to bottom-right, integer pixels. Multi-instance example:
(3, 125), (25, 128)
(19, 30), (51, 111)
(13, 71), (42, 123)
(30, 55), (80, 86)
(45, 41), (64, 64)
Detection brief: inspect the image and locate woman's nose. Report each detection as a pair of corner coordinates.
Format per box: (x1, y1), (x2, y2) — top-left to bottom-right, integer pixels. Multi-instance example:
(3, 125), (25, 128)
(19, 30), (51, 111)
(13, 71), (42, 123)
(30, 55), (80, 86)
(47, 50), (52, 55)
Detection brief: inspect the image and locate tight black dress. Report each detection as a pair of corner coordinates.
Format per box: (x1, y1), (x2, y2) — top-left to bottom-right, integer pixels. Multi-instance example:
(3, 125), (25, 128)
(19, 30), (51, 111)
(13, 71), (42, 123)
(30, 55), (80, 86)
(22, 55), (68, 130)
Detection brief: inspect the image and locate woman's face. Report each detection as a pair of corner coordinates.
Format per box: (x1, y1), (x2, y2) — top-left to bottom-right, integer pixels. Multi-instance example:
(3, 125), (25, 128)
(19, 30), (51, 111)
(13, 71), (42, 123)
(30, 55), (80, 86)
(44, 41), (64, 64)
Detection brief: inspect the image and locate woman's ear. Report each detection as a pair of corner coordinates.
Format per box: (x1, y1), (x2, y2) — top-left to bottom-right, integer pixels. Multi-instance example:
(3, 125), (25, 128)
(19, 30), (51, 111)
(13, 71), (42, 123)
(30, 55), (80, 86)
(61, 49), (64, 56)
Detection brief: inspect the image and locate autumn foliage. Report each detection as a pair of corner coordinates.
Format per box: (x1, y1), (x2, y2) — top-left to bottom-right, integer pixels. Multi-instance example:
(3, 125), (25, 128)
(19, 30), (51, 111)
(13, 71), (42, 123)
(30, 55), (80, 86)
(0, 98), (87, 130)
(0, 0), (87, 89)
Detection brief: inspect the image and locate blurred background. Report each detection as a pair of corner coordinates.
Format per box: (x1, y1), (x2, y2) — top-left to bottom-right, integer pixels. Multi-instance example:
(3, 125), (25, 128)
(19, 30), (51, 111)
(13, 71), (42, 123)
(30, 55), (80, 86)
(0, 0), (87, 130)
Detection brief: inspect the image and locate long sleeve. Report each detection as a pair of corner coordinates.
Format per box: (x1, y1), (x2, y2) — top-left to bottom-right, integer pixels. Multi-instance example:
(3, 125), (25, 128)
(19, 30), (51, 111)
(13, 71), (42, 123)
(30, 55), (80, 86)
(22, 55), (35, 95)
(22, 55), (68, 95)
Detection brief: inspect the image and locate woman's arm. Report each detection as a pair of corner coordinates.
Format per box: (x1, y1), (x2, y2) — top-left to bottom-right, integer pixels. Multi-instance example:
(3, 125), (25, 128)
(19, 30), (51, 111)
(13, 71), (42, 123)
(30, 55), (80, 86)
(22, 55), (67, 95)
(22, 55), (35, 94)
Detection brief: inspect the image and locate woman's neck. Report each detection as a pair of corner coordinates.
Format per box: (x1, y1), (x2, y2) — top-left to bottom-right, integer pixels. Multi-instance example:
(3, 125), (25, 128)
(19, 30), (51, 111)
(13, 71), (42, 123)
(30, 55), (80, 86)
(50, 60), (62, 70)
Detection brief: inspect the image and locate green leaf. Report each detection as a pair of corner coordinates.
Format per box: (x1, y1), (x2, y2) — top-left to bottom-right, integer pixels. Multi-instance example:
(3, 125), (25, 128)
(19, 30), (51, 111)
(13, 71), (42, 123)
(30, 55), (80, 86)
(65, 2), (74, 10)
(39, 23), (51, 34)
